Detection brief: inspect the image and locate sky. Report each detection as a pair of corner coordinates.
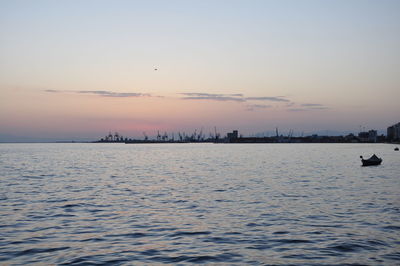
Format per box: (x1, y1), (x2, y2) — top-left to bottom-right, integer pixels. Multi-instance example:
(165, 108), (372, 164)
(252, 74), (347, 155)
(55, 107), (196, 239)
(1, 0), (399, 141)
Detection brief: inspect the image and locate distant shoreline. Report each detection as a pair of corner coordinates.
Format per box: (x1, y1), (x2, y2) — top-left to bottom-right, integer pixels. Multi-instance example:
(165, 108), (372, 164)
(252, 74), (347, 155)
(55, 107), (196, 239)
(1, 141), (398, 144)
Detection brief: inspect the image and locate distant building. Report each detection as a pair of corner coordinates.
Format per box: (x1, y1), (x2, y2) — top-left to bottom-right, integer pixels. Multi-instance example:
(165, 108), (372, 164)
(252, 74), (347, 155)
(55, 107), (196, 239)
(358, 131), (369, 142)
(368, 130), (377, 142)
(387, 122), (400, 142)
(358, 130), (377, 142)
(345, 133), (358, 143)
(227, 130), (238, 142)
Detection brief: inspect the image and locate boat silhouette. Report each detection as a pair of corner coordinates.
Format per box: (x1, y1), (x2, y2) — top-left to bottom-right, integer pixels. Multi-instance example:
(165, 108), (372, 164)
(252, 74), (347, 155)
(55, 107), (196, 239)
(360, 154), (382, 166)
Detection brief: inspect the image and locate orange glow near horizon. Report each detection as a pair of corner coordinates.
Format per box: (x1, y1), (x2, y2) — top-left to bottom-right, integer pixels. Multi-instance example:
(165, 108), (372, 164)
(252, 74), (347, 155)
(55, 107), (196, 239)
(1, 86), (398, 140)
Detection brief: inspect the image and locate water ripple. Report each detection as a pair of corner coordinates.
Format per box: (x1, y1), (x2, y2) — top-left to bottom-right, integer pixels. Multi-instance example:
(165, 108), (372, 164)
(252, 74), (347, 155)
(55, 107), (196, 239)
(0, 143), (399, 265)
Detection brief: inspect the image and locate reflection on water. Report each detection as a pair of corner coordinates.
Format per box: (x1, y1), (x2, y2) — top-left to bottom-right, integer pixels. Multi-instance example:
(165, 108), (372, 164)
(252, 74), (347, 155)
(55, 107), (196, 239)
(0, 143), (399, 264)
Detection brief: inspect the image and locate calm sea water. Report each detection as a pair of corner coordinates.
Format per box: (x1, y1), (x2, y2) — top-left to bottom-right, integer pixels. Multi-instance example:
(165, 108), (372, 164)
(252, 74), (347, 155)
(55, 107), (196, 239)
(0, 143), (399, 265)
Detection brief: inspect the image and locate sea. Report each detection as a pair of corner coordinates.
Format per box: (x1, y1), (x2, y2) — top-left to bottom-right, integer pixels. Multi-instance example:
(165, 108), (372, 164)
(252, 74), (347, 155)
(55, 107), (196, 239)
(0, 143), (399, 265)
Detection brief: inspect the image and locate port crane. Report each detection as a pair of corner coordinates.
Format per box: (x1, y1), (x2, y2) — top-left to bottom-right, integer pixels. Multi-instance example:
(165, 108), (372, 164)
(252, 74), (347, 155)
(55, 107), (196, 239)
(157, 131), (161, 141)
(198, 127), (203, 141)
(162, 132), (168, 141)
(214, 127), (220, 140)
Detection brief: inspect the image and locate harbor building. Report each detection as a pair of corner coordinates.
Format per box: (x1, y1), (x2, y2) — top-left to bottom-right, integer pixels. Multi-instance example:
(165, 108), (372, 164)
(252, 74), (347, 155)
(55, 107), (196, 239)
(387, 122), (400, 142)
(227, 130), (239, 142)
(358, 130), (378, 142)
(358, 130), (377, 142)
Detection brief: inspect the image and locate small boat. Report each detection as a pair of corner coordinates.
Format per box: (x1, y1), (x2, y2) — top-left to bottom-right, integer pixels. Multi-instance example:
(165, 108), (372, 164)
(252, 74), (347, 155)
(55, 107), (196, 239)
(395, 147), (399, 151)
(360, 154), (382, 166)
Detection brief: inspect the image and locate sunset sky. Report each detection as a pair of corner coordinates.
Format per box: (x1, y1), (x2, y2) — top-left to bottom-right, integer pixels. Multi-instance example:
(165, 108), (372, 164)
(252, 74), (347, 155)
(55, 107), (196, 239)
(1, 0), (399, 141)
